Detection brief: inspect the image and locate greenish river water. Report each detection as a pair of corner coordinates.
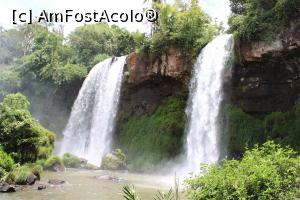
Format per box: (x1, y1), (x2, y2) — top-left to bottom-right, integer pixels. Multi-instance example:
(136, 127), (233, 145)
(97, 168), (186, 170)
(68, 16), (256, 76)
(0, 170), (187, 200)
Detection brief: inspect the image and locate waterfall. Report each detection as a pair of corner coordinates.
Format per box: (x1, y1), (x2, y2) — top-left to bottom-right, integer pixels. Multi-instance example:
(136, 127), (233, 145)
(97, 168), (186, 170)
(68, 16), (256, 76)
(60, 56), (126, 166)
(184, 34), (234, 172)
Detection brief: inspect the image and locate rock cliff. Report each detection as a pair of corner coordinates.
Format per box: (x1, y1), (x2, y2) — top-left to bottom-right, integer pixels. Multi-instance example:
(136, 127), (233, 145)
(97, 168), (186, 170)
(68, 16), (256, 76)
(232, 20), (300, 115)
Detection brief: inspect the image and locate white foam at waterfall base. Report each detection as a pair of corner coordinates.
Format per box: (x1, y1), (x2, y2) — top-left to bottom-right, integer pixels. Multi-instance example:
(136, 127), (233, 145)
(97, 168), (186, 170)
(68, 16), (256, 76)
(60, 56), (126, 166)
(180, 34), (234, 175)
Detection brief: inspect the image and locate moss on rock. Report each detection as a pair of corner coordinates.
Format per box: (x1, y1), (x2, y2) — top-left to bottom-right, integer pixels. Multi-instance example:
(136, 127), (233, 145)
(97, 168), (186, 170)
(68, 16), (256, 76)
(101, 149), (126, 170)
(227, 103), (300, 157)
(62, 153), (81, 168)
(118, 96), (186, 171)
(44, 155), (65, 172)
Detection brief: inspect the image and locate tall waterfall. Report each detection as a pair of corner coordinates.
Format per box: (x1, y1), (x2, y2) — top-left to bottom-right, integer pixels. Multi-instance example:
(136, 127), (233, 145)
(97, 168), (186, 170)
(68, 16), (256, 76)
(60, 56), (126, 166)
(185, 34), (234, 172)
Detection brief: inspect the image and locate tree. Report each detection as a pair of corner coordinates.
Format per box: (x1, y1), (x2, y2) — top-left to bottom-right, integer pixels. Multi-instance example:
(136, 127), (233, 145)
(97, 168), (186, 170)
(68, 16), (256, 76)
(20, 26), (87, 85)
(0, 93), (55, 163)
(228, 0), (300, 40)
(143, 0), (218, 58)
(68, 23), (141, 68)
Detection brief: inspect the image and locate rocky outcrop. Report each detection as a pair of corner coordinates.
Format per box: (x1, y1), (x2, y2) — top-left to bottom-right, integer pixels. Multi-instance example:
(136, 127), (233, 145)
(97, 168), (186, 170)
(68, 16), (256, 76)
(239, 20), (300, 62)
(119, 47), (191, 119)
(232, 21), (300, 115)
(126, 47), (192, 86)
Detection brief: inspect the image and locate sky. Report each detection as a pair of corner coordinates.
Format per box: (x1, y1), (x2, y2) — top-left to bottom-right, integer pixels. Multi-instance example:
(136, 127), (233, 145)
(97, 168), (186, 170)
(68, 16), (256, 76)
(0, 0), (231, 35)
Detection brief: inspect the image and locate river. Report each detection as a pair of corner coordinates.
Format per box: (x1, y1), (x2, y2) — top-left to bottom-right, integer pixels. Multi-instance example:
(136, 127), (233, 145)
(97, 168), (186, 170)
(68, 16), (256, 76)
(0, 169), (187, 200)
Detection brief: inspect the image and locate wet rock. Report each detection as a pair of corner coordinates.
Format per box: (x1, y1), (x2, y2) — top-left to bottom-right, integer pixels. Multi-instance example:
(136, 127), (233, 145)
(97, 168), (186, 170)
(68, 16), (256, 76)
(0, 183), (16, 193)
(26, 173), (37, 185)
(48, 179), (65, 185)
(93, 175), (121, 182)
(37, 184), (47, 190)
(84, 163), (99, 170)
(80, 158), (88, 165)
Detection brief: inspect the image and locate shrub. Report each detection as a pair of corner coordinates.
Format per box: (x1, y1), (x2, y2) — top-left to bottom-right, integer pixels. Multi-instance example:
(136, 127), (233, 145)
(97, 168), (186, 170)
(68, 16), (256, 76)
(185, 141), (300, 200)
(44, 155), (65, 171)
(62, 153), (81, 168)
(0, 149), (15, 179)
(0, 149), (15, 173)
(2, 164), (42, 185)
(144, 1), (218, 58)
(25, 163), (43, 180)
(0, 93), (55, 163)
(101, 149), (126, 170)
(13, 166), (29, 185)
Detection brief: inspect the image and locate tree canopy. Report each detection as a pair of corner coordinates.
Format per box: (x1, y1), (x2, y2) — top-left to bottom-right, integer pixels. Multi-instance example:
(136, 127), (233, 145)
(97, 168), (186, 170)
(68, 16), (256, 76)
(228, 0), (300, 40)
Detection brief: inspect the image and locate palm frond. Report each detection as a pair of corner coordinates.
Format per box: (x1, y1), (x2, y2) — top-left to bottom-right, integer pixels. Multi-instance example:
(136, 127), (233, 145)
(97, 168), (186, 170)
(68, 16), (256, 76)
(122, 185), (141, 200)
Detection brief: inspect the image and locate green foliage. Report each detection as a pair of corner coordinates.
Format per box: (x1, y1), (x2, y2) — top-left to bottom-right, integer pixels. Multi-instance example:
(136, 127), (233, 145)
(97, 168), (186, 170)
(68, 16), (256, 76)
(44, 155), (64, 171)
(185, 141), (300, 200)
(91, 53), (110, 67)
(226, 105), (264, 156)
(119, 97), (185, 171)
(51, 63), (87, 85)
(20, 27), (87, 86)
(101, 149), (126, 170)
(123, 185), (141, 200)
(0, 93), (55, 163)
(68, 23), (144, 68)
(263, 103), (300, 151)
(0, 68), (21, 100)
(144, 0), (218, 58)
(155, 189), (175, 200)
(122, 179), (180, 200)
(2, 164), (43, 185)
(227, 103), (300, 156)
(26, 163), (43, 180)
(0, 27), (24, 64)
(228, 0), (300, 40)
(1, 92), (29, 110)
(62, 153), (81, 168)
(0, 149), (15, 178)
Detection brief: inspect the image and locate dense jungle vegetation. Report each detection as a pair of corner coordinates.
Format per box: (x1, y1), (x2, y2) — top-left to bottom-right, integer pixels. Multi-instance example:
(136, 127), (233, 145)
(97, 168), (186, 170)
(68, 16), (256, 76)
(228, 0), (300, 40)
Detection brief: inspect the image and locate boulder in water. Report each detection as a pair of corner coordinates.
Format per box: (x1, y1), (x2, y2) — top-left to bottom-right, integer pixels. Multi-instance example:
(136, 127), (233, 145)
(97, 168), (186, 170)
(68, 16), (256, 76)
(93, 175), (121, 182)
(44, 156), (65, 172)
(26, 173), (37, 185)
(37, 184), (47, 190)
(0, 183), (16, 193)
(48, 179), (65, 185)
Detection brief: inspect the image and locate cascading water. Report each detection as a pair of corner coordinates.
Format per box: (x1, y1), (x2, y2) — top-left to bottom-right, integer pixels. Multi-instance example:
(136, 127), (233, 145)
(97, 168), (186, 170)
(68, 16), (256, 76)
(60, 56), (126, 166)
(184, 34), (234, 172)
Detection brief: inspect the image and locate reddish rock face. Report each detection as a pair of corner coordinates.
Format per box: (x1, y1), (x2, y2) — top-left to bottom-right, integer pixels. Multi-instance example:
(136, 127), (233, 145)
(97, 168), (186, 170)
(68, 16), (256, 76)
(116, 47), (191, 138)
(126, 47), (191, 86)
(239, 21), (300, 62)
